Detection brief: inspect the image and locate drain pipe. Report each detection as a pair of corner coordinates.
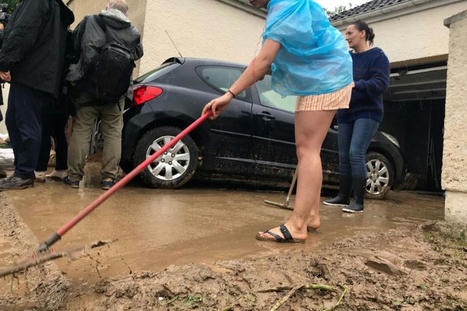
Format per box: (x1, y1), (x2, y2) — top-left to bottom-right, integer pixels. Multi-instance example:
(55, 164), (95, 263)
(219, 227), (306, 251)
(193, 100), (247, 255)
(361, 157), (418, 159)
(332, 0), (465, 28)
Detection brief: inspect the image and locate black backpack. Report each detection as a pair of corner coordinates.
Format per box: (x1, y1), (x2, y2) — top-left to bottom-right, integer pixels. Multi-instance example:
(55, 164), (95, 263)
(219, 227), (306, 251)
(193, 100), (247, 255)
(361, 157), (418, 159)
(92, 16), (134, 105)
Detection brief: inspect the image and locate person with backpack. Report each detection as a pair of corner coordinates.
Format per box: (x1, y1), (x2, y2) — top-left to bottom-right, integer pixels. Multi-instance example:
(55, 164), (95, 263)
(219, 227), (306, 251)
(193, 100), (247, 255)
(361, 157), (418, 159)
(65, 0), (143, 190)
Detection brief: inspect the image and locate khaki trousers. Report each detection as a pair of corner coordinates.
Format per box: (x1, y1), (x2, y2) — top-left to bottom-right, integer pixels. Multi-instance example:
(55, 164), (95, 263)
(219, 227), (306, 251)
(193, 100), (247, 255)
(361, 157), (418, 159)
(67, 101), (123, 181)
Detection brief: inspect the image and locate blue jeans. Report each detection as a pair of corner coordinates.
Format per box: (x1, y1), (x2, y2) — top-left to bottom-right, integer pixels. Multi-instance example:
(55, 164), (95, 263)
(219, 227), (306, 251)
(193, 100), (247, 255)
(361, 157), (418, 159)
(338, 118), (380, 180)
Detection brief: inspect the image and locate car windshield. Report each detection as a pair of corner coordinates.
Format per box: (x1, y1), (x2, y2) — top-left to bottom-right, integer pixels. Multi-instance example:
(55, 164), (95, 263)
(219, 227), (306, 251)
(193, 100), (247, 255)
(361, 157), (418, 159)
(135, 62), (180, 83)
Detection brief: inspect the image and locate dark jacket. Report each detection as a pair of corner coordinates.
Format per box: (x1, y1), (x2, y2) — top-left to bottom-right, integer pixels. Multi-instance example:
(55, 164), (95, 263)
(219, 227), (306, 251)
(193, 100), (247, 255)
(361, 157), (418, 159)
(66, 9), (143, 106)
(337, 47), (390, 123)
(0, 0), (74, 98)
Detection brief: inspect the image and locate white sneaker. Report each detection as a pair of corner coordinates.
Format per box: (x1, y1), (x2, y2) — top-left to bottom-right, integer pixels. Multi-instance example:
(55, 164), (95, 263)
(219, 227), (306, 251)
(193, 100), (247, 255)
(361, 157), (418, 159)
(46, 170), (68, 181)
(35, 171), (47, 183)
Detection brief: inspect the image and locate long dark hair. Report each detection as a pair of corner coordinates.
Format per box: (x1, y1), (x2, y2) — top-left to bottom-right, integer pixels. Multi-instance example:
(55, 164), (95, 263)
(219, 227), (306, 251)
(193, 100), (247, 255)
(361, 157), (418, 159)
(352, 20), (375, 46)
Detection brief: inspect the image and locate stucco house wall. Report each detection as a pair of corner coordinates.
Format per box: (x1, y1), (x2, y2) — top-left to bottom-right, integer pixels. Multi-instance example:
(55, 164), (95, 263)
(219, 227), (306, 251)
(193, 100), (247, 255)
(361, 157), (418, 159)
(139, 0), (265, 75)
(372, 2), (467, 65)
(334, 1), (467, 66)
(442, 10), (467, 224)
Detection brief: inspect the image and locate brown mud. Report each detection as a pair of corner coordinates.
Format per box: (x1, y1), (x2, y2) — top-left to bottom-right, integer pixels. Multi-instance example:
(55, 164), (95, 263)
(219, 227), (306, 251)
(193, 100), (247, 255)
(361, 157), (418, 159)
(1, 191), (466, 310)
(0, 193), (69, 310)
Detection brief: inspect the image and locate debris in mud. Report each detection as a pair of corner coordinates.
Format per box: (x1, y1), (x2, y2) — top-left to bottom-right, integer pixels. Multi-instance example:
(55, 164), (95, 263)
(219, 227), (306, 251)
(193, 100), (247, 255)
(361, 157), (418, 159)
(1, 190), (466, 310)
(39, 221), (466, 310)
(0, 240), (115, 278)
(0, 193), (69, 310)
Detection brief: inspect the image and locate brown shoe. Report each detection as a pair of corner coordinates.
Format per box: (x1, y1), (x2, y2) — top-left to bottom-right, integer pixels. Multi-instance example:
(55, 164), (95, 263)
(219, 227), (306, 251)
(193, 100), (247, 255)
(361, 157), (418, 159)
(0, 170), (6, 179)
(0, 176), (34, 190)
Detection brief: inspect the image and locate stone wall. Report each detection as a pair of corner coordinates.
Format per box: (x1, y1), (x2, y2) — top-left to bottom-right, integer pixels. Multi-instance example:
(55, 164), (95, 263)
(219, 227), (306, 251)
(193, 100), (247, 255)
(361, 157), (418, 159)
(442, 10), (467, 224)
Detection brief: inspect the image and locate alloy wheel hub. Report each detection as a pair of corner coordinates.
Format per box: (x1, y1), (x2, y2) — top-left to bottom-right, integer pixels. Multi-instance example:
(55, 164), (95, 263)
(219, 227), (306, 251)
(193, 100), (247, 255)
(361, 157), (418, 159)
(146, 136), (191, 181)
(366, 159), (389, 195)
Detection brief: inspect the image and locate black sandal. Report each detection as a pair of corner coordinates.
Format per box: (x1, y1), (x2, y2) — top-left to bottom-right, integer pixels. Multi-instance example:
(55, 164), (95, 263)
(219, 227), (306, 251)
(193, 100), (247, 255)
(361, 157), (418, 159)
(256, 224), (305, 243)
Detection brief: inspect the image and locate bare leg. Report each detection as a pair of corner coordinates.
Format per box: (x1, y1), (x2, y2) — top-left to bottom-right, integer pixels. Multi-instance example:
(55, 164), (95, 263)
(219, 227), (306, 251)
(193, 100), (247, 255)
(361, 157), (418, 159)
(307, 193), (321, 230)
(257, 110), (336, 241)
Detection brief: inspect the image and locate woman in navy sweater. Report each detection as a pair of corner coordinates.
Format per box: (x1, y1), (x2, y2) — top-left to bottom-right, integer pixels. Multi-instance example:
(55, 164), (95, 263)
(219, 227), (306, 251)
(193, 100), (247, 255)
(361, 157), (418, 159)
(324, 20), (390, 213)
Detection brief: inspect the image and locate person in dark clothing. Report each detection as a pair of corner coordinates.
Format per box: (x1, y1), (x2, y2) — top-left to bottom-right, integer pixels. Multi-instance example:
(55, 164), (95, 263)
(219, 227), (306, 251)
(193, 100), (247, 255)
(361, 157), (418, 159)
(34, 101), (70, 182)
(65, 0), (143, 190)
(0, 23), (5, 127)
(35, 31), (76, 182)
(324, 20), (390, 213)
(0, 0), (74, 190)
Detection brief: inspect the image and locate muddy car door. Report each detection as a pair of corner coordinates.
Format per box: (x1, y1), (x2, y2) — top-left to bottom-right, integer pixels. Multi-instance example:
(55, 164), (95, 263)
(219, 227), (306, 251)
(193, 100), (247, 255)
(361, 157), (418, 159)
(196, 65), (256, 176)
(321, 119), (340, 177)
(250, 75), (296, 179)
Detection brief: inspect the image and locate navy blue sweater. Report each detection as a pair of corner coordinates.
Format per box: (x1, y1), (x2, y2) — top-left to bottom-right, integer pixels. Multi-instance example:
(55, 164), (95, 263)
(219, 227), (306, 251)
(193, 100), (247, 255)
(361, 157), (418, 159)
(337, 47), (390, 123)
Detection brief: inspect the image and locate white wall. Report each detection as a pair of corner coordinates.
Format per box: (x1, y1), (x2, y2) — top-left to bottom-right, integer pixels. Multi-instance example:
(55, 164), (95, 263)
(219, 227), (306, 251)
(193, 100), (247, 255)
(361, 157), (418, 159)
(140, 0), (265, 75)
(337, 1), (467, 66)
(374, 2), (467, 64)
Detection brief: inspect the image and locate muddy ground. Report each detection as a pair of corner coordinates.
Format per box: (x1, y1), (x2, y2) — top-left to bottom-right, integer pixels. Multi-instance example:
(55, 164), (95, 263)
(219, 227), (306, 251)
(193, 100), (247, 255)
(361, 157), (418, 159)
(1, 192), (466, 310)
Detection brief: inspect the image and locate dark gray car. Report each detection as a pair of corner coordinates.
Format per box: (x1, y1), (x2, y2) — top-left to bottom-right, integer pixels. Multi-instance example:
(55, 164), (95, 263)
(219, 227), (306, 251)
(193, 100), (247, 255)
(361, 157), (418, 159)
(120, 57), (405, 199)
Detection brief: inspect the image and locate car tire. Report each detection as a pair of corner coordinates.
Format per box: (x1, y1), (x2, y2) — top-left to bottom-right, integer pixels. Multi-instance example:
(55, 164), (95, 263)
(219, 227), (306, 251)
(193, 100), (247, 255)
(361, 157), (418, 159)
(133, 126), (199, 188)
(365, 152), (394, 200)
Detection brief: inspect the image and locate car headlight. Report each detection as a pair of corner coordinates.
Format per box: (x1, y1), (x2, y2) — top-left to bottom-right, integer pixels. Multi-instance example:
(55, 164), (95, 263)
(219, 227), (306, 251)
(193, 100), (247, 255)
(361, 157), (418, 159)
(381, 132), (400, 148)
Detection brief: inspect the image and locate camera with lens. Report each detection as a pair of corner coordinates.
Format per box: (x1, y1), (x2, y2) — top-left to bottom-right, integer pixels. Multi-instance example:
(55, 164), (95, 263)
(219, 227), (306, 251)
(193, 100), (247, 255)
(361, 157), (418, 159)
(0, 3), (10, 25)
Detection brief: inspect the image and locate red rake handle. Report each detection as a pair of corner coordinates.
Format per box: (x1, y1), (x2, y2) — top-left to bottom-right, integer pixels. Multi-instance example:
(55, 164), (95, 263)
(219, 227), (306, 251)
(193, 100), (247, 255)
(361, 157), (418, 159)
(37, 111), (212, 252)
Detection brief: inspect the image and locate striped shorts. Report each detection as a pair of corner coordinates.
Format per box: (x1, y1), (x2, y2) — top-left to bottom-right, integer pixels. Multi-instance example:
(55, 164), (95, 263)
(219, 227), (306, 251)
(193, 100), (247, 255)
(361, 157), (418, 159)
(295, 83), (354, 112)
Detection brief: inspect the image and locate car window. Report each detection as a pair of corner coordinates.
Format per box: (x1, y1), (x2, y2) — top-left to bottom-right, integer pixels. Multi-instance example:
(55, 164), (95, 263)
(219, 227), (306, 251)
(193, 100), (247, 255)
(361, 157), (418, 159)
(255, 75), (296, 113)
(135, 62), (180, 83)
(196, 66), (248, 99)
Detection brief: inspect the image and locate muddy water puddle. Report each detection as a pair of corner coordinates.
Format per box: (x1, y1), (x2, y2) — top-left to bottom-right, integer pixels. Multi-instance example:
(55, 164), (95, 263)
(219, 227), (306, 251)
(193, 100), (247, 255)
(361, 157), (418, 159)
(4, 180), (444, 289)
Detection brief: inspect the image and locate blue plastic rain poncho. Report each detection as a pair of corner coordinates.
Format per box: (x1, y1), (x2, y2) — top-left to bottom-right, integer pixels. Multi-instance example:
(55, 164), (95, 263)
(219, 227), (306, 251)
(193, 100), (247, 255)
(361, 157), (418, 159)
(263, 0), (353, 96)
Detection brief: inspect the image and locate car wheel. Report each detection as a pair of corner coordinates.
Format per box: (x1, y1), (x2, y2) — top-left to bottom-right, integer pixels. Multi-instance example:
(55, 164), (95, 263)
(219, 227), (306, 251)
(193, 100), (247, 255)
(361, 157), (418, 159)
(365, 152), (394, 200)
(133, 126), (199, 188)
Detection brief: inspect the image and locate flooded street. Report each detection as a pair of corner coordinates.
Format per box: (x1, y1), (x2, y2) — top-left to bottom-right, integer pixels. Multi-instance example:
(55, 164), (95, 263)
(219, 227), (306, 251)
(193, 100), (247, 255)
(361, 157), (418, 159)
(2, 174), (465, 311)
(3, 177), (444, 287)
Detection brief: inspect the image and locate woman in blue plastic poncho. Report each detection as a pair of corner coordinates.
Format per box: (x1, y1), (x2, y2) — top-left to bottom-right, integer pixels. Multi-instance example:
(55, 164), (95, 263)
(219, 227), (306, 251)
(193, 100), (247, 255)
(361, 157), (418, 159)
(202, 0), (353, 243)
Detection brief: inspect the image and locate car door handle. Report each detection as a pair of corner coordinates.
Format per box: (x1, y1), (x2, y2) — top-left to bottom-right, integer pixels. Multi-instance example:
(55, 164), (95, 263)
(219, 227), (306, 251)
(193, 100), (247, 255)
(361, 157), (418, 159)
(257, 111), (275, 121)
